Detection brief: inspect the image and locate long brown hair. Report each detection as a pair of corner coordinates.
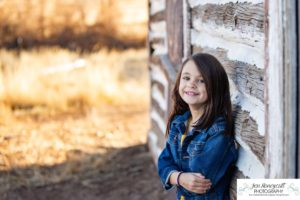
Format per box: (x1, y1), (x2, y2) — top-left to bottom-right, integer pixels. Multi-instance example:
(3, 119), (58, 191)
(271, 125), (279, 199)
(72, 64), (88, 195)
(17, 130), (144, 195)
(165, 53), (233, 136)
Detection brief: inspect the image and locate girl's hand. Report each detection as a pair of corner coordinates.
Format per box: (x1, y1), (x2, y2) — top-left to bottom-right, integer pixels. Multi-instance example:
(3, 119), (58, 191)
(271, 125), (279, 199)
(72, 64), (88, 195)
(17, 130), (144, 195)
(178, 172), (211, 194)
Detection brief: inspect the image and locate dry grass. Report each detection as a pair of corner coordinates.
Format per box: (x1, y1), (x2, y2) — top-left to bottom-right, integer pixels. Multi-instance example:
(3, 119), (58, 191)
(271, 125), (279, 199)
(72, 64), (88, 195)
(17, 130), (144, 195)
(0, 0), (150, 194)
(0, 47), (150, 194)
(0, 0), (148, 50)
(0, 47), (149, 110)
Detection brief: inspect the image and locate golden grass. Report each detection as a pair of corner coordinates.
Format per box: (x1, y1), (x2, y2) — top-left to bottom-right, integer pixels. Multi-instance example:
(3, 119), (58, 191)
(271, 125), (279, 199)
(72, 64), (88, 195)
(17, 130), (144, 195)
(0, 47), (149, 110)
(0, 47), (150, 193)
(0, 0), (147, 49)
(0, 0), (149, 194)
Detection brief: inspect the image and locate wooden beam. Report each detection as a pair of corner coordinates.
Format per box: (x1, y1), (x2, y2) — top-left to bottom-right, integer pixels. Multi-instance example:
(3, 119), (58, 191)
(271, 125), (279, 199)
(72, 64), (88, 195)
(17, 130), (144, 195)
(166, 0), (183, 68)
(282, 0), (297, 178)
(183, 0), (191, 60)
(265, 0), (297, 178)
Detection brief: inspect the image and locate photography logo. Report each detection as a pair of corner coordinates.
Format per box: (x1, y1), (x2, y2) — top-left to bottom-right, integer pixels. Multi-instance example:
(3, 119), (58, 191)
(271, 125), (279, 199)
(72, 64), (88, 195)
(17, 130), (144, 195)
(237, 179), (300, 200)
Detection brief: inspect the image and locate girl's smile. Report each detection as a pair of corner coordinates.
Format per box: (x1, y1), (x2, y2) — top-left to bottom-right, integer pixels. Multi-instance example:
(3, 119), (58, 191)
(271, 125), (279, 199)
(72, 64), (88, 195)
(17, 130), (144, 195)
(184, 91), (199, 96)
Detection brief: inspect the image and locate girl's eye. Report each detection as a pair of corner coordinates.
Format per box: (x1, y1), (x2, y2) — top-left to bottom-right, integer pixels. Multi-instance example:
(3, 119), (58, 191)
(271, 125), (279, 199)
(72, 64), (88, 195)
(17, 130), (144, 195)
(182, 76), (190, 81)
(196, 79), (205, 84)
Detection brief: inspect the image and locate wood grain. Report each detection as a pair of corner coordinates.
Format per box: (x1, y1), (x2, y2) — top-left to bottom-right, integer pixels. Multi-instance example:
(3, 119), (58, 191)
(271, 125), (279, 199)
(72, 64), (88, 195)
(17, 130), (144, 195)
(192, 2), (264, 33)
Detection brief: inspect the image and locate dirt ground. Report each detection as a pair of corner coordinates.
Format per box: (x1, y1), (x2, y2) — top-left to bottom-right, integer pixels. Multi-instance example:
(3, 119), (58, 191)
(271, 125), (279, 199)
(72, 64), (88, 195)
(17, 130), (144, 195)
(0, 103), (169, 200)
(3, 144), (168, 200)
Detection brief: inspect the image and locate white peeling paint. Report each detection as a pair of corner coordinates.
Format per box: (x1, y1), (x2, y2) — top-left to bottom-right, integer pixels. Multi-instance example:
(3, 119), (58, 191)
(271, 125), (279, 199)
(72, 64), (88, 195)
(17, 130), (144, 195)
(151, 109), (167, 134)
(191, 29), (264, 68)
(188, 0), (264, 8)
(152, 84), (167, 111)
(148, 131), (163, 165)
(235, 135), (265, 178)
(150, 0), (165, 15)
(229, 78), (265, 136)
(149, 21), (166, 39)
(192, 19), (264, 49)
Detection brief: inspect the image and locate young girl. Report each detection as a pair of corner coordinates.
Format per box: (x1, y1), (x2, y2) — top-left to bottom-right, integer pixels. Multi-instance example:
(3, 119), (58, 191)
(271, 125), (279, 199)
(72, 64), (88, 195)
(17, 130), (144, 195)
(158, 53), (238, 200)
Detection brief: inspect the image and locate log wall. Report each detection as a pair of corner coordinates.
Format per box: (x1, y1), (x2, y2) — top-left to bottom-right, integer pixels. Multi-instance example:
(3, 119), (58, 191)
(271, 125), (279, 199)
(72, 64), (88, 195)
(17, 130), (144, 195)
(147, 0), (267, 199)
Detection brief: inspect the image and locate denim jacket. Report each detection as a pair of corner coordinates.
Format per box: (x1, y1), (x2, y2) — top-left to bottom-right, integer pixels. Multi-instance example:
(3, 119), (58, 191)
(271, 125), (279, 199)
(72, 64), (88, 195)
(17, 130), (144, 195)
(158, 111), (238, 200)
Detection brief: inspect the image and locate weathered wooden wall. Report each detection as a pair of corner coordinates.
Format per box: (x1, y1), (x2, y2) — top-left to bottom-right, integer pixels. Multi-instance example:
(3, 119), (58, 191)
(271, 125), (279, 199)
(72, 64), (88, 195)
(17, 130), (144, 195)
(147, 0), (266, 199)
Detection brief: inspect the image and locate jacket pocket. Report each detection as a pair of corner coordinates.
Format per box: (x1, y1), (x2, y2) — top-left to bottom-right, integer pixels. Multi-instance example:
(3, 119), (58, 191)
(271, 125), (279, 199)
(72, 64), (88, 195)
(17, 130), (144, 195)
(187, 141), (205, 156)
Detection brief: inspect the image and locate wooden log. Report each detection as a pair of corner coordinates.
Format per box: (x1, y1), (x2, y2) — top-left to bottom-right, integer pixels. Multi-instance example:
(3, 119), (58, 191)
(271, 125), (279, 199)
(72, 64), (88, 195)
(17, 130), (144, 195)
(151, 94), (166, 120)
(188, 0), (264, 8)
(191, 29), (264, 68)
(149, 37), (164, 45)
(150, 55), (178, 82)
(150, 10), (165, 22)
(191, 15), (264, 50)
(234, 105), (265, 164)
(192, 2), (264, 33)
(151, 80), (165, 99)
(150, 59), (169, 116)
(151, 108), (167, 136)
(151, 118), (166, 148)
(147, 130), (163, 165)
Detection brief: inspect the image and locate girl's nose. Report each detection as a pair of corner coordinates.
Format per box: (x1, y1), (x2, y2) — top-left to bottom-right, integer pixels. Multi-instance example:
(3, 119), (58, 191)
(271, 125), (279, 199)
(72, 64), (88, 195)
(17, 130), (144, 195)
(188, 80), (197, 88)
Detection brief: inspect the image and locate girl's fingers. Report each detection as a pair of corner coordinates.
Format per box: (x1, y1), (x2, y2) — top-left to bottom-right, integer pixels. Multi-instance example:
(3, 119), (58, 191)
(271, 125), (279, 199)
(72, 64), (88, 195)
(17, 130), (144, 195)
(190, 180), (211, 191)
(193, 180), (211, 189)
(193, 173), (205, 178)
(193, 173), (211, 183)
(181, 172), (212, 194)
(192, 176), (211, 185)
(192, 187), (209, 194)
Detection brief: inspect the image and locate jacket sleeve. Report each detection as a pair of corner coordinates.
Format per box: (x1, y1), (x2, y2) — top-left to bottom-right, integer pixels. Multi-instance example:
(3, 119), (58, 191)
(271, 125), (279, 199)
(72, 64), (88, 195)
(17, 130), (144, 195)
(190, 129), (238, 188)
(157, 142), (180, 190)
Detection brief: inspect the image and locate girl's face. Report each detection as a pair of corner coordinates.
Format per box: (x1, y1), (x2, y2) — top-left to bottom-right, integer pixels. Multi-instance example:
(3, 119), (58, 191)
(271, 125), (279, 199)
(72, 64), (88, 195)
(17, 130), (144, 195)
(179, 60), (208, 110)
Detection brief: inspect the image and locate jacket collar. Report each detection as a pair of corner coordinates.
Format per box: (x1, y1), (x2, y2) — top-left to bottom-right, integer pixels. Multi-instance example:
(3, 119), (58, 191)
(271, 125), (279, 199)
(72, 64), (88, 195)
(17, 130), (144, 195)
(172, 111), (191, 125)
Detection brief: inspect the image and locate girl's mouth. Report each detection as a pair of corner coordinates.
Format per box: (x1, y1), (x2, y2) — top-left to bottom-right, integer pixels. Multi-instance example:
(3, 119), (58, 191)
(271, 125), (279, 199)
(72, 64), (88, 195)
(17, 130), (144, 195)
(185, 91), (199, 96)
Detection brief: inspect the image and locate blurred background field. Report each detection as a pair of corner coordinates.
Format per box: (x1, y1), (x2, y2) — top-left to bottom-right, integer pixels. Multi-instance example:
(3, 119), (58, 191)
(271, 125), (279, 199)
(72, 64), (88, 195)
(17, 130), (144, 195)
(0, 0), (147, 50)
(0, 0), (167, 199)
(0, 48), (149, 111)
